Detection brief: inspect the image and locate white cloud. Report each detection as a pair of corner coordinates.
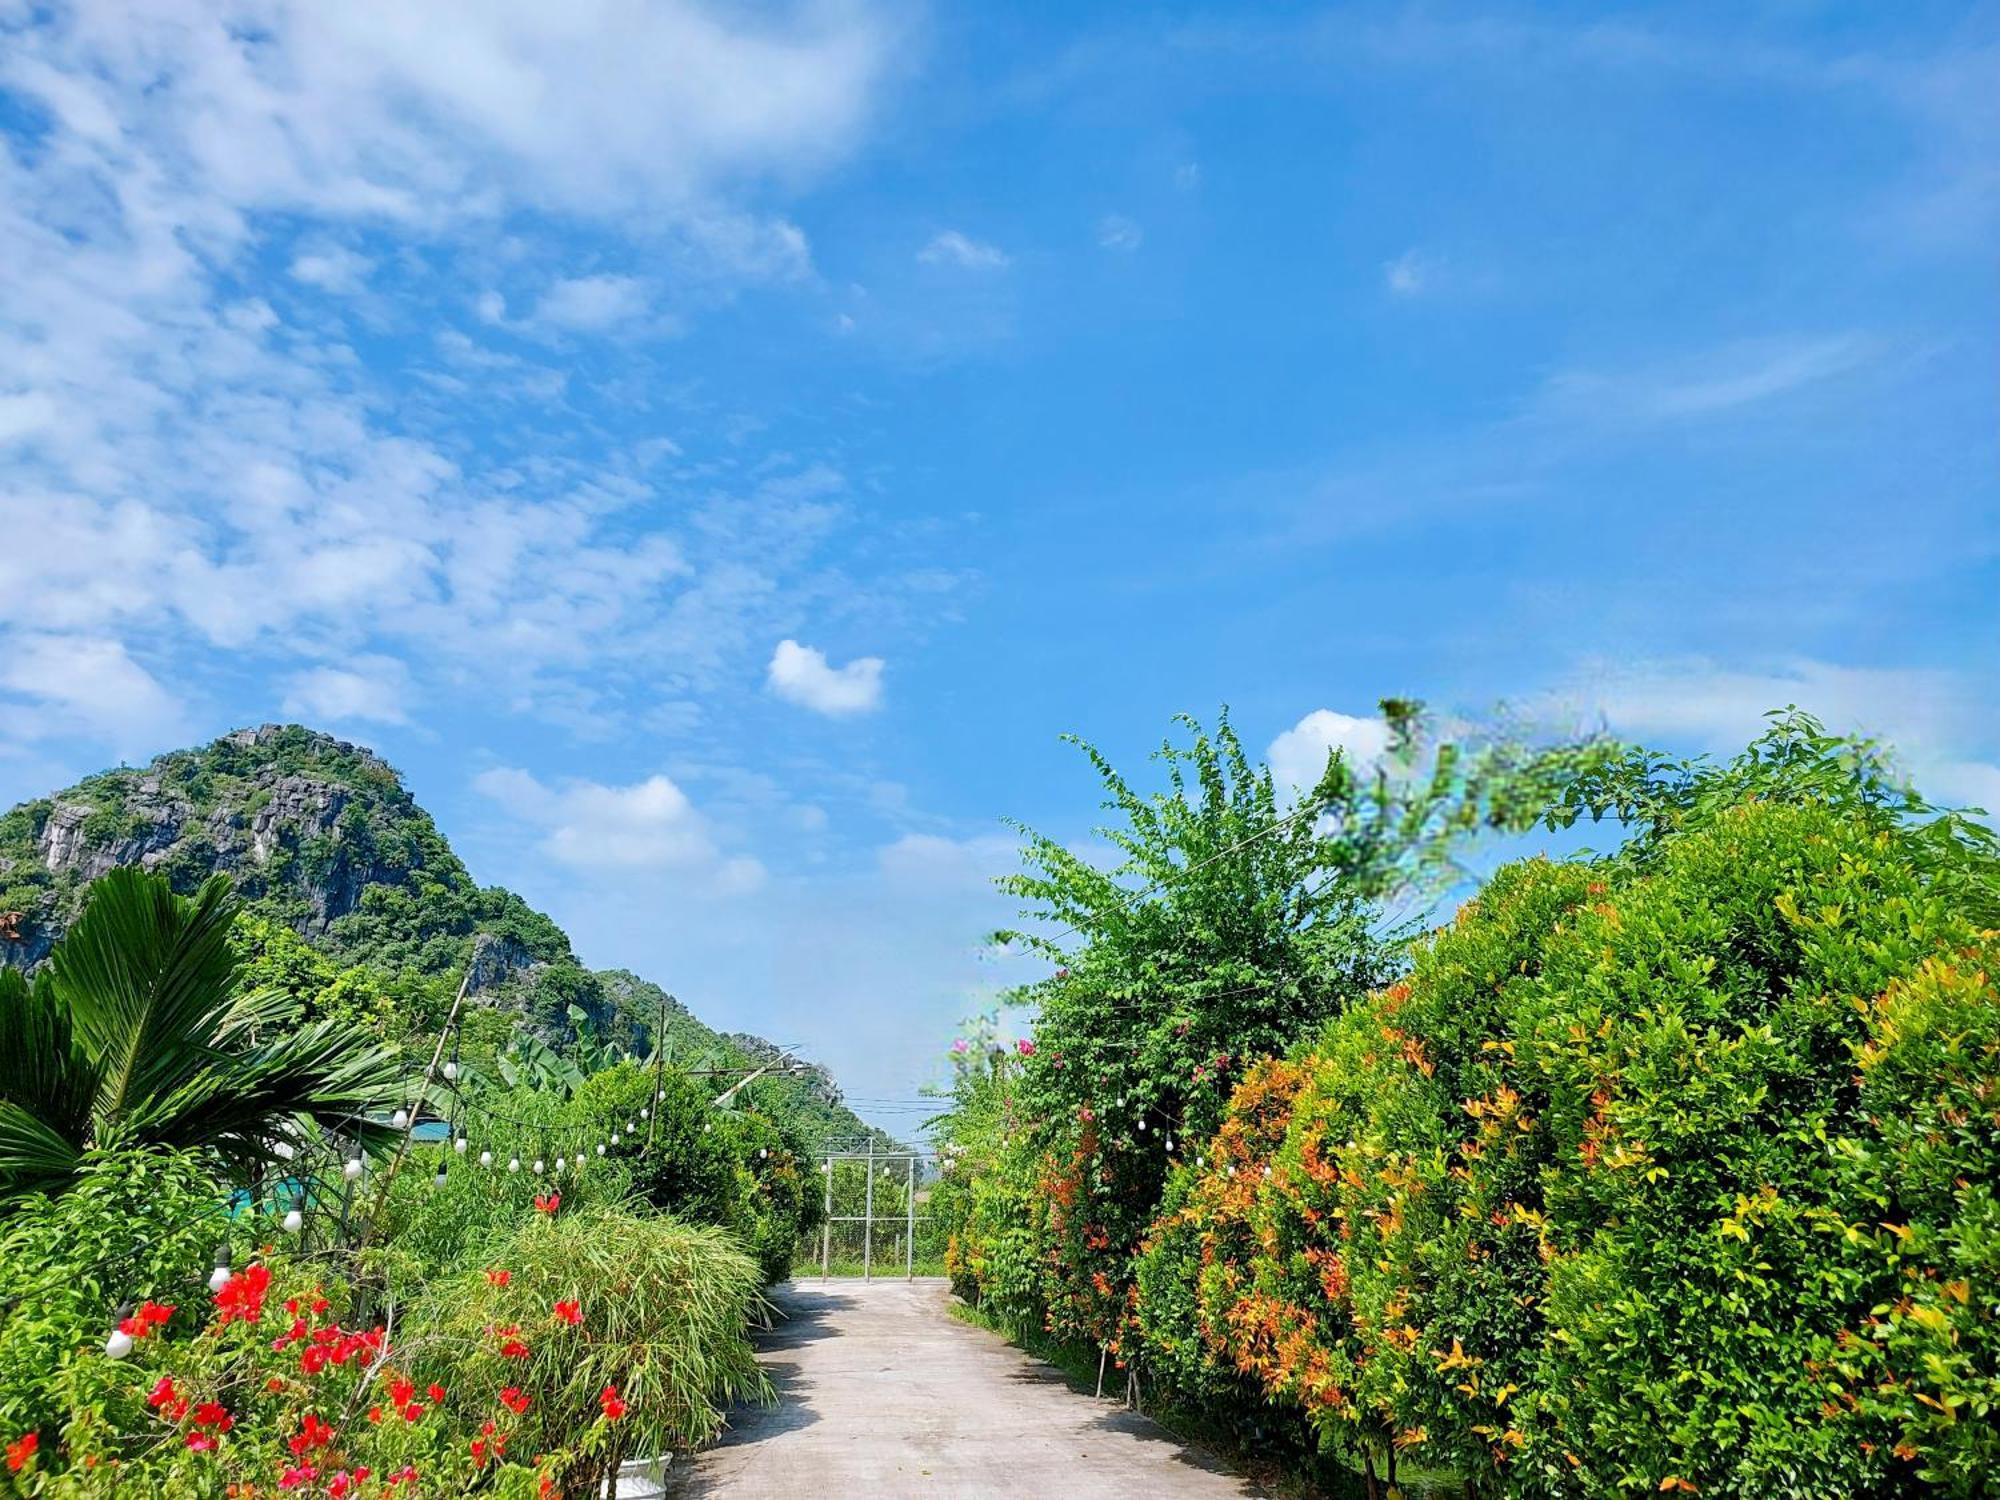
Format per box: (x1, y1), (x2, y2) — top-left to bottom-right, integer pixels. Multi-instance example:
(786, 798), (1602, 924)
(532, 274), (653, 331)
(289, 246), (375, 294)
(0, 633), (186, 751)
(766, 639), (885, 715)
(1563, 655), (2000, 812)
(918, 230), (1010, 270)
(1097, 214), (1143, 252)
(475, 765), (761, 882)
(1267, 709), (1394, 791)
(1384, 247), (1432, 296)
(281, 657), (412, 725)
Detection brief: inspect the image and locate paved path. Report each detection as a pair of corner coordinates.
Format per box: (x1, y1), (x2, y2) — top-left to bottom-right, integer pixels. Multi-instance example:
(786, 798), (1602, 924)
(641, 1278), (1264, 1499)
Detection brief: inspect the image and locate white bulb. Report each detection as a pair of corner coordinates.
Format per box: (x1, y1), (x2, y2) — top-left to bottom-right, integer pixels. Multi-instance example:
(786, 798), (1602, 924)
(532, 1159), (544, 1175)
(443, 1061), (459, 1082)
(1137, 1121), (1147, 1133)
(507, 1157), (521, 1173)
(455, 1136), (468, 1154)
(479, 1150), (494, 1168)
(282, 1209), (304, 1234)
(555, 1156), (566, 1171)
(434, 1168), (447, 1187)
(343, 1157), (364, 1181)
(596, 1144), (606, 1157)
(105, 1328), (135, 1360)
(208, 1266), (232, 1293)
(391, 1109), (410, 1131)
(640, 1107), (649, 1119)
(703, 1123), (711, 1134)
(627, 1121), (636, 1133)
(1166, 1139), (1175, 1153)
(758, 1148), (768, 1160)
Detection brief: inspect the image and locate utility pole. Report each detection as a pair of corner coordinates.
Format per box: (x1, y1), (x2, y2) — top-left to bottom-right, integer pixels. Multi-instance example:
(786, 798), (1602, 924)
(863, 1137), (875, 1281)
(820, 1151), (833, 1279)
(905, 1152), (916, 1280)
(645, 993), (667, 1153)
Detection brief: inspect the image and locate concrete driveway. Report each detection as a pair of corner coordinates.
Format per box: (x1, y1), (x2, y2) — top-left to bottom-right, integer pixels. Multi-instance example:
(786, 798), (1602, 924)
(642, 1277), (1264, 1498)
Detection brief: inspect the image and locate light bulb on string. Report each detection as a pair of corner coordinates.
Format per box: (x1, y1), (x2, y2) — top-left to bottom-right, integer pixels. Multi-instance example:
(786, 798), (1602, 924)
(640, 1107), (649, 1120)
(391, 1108), (410, 1131)
(508, 1156), (521, 1173)
(282, 1208), (304, 1234)
(532, 1159), (544, 1175)
(555, 1156), (566, 1172)
(434, 1163), (448, 1189)
(596, 1143), (606, 1156)
(105, 1304), (136, 1360)
(443, 1060), (459, 1082)
(480, 1150), (494, 1168)
(455, 1136), (468, 1155)
(343, 1156), (364, 1182)
(207, 1244), (233, 1294)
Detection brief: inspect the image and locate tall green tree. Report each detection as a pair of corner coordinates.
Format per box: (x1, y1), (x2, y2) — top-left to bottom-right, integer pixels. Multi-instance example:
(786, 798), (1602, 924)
(989, 704), (1612, 1351)
(0, 868), (406, 1198)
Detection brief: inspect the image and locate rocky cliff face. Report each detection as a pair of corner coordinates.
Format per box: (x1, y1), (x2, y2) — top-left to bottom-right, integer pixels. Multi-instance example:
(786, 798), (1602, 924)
(0, 724), (580, 1031)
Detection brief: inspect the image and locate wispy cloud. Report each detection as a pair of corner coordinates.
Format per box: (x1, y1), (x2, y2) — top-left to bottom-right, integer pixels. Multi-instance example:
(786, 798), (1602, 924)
(1528, 335), (1876, 425)
(1097, 214), (1143, 252)
(918, 230), (1010, 270)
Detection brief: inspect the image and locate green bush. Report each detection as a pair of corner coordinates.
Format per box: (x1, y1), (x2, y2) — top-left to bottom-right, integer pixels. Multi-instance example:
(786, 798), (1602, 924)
(0, 1149), (226, 1441)
(411, 1206), (769, 1492)
(1135, 792), (1998, 1497)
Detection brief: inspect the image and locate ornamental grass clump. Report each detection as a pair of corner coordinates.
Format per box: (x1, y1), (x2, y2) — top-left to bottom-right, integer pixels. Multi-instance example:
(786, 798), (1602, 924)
(412, 1205), (769, 1493)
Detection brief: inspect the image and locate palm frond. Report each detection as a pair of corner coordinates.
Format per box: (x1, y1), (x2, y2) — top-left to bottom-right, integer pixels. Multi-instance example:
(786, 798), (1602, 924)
(50, 870), (242, 1125)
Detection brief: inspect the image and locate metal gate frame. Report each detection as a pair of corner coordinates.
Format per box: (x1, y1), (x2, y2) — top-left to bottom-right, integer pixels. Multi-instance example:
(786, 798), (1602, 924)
(816, 1142), (930, 1279)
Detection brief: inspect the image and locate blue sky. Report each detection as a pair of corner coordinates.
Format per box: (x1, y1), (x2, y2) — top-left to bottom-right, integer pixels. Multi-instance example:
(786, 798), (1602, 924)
(1, 1), (1994, 1135)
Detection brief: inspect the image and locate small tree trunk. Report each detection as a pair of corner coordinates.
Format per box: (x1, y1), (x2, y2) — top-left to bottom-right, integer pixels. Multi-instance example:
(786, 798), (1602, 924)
(1363, 1448), (1379, 1500)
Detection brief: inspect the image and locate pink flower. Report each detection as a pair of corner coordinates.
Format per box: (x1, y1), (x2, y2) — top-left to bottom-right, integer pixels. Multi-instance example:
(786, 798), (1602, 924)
(950, 1039), (970, 1055)
(1016, 1038), (1036, 1057)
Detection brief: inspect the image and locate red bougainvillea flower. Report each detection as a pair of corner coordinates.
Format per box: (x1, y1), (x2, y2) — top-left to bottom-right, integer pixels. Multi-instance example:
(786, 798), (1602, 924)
(6, 1434), (36, 1473)
(184, 1432), (217, 1452)
(538, 1475), (559, 1499)
(534, 1192), (561, 1215)
(552, 1299), (582, 1326)
(279, 1464), (318, 1490)
(288, 1412), (335, 1455)
(214, 1264), (272, 1325)
(486, 1268), (511, 1287)
(500, 1387), (531, 1414)
(368, 1405), (383, 1424)
(599, 1385), (628, 1421)
(147, 1377), (179, 1411)
(119, 1301), (175, 1337)
(192, 1402), (233, 1433)
(496, 1325), (531, 1359)
(471, 1437), (490, 1470)
(427, 1383), (446, 1403)
(389, 1378), (416, 1408)
(384, 1465), (419, 1487)
(300, 1345), (331, 1376)
(402, 1403), (425, 1423)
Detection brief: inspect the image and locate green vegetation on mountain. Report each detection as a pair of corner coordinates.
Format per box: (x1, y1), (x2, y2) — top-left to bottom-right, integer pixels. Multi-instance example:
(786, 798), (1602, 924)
(0, 724), (884, 1154)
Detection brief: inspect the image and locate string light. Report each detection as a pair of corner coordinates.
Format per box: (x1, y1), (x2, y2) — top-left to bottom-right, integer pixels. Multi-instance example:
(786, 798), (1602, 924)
(507, 1156), (521, 1173)
(207, 1244), (233, 1293)
(443, 1060), (460, 1082)
(343, 1157), (364, 1182)
(391, 1108), (410, 1131)
(433, 1162), (448, 1188)
(455, 1135), (468, 1155)
(282, 1208), (304, 1234)
(104, 1304), (135, 1360)
(532, 1159), (544, 1175)
(479, 1150), (494, 1168)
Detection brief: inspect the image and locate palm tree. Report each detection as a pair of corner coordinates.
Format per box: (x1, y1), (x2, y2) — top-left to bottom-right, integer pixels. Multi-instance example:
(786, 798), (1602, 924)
(0, 868), (408, 1199)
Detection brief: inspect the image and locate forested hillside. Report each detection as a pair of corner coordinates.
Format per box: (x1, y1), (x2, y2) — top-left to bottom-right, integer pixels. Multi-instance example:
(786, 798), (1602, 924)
(0, 723), (886, 1151)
